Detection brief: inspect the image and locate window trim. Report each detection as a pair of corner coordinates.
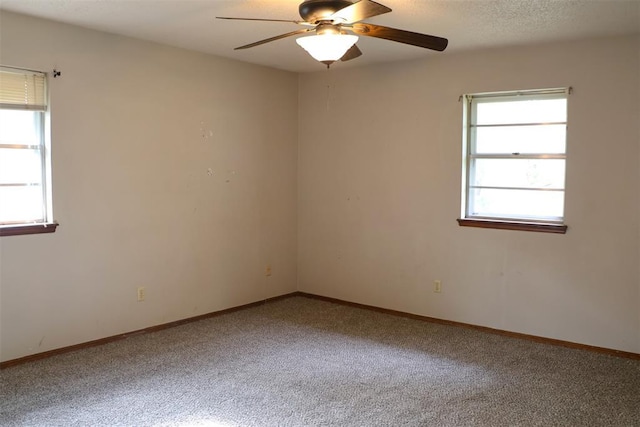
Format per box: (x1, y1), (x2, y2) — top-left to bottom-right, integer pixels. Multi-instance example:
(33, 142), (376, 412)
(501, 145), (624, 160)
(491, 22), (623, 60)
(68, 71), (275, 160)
(457, 218), (567, 234)
(0, 222), (59, 237)
(458, 87), (570, 233)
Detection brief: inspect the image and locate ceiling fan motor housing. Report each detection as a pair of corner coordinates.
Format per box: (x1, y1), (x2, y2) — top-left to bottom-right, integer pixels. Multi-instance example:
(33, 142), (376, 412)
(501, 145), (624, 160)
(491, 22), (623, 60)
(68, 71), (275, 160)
(299, 0), (354, 23)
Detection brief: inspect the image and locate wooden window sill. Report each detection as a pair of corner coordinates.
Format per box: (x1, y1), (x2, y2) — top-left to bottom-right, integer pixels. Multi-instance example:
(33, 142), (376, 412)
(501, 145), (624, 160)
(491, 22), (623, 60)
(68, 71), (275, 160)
(457, 219), (567, 234)
(0, 222), (59, 237)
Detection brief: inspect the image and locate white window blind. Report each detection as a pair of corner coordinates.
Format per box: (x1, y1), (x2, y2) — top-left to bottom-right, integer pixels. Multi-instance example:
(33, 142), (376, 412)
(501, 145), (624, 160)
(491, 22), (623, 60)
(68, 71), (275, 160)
(0, 67), (47, 111)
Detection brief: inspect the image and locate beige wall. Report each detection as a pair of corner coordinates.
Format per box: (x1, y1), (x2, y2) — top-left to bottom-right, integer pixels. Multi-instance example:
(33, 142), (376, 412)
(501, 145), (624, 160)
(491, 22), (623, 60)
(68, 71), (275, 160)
(2, 10), (639, 362)
(0, 12), (299, 362)
(298, 35), (640, 353)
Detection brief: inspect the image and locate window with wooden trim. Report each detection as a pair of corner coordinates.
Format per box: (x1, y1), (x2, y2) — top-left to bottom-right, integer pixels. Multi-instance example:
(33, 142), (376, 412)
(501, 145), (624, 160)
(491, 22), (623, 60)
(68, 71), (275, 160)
(458, 88), (569, 233)
(0, 66), (57, 236)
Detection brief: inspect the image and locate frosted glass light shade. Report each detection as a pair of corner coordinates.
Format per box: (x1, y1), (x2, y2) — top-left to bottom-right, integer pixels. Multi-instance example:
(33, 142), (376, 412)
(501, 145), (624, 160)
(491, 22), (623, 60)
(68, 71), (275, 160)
(296, 34), (359, 63)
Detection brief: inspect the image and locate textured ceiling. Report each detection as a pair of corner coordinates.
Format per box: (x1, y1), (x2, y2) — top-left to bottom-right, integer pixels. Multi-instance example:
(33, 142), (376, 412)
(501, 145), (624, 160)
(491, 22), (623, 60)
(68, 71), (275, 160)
(1, 0), (639, 73)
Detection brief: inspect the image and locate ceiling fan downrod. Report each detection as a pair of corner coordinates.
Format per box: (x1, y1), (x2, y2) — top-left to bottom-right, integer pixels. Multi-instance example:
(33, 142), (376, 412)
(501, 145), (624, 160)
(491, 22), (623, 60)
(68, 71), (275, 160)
(299, 0), (353, 23)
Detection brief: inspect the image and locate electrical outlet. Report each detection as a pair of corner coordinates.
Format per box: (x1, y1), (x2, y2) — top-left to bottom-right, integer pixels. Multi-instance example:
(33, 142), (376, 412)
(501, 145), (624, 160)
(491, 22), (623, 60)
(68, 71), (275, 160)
(264, 265), (272, 276)
(137, 287), (145, 302)
(433, 280), (442, 293)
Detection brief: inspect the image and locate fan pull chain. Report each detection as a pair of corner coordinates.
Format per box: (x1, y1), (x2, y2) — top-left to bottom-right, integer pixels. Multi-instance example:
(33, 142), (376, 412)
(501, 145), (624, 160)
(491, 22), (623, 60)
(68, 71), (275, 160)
(326, 66), (333, 111)
(326, 83), (330, 111)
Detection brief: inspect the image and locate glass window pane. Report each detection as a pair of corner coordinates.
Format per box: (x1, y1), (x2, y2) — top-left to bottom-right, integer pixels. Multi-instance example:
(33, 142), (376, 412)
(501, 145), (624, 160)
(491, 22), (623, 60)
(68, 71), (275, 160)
(476, 98), (566, 125)
(469, 188), (564, 220)
(474, 124), (566, 154)
(0, 185), (44, 223)
(472, 158), (565, 190)
(0, 110), (42, 145)
(0, 148), (42, 184)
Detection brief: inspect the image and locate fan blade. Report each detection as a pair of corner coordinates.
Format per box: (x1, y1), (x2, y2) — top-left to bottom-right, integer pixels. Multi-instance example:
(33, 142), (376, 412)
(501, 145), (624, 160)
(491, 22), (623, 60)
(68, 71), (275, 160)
(350, 23), (448, 51)
(340, 44), (363, 62)
(217, 17), (311, 26)
(234, 29), (312, 50)
(330, 0), (391, 24)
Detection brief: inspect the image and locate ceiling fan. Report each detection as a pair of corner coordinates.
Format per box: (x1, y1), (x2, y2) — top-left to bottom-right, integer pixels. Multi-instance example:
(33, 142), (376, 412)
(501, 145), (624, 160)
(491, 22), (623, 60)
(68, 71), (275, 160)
(217, 0), (448, 67)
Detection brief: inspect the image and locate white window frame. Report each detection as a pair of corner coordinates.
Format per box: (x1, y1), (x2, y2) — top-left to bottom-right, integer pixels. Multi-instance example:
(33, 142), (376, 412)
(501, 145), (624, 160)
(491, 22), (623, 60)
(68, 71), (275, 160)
(0, 66), (57, 237)
(459, 88), (570, 234)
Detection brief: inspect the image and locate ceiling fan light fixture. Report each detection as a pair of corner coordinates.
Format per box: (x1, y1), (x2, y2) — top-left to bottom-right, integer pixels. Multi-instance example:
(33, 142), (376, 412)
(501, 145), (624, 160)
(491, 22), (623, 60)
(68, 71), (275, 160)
(296, 33), (358, 64)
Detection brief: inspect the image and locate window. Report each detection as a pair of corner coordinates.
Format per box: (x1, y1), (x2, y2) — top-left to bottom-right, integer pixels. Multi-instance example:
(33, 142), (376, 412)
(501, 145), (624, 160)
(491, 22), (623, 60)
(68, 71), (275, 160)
(0, 67), (57, 236)
(458, 88), (569, 234)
